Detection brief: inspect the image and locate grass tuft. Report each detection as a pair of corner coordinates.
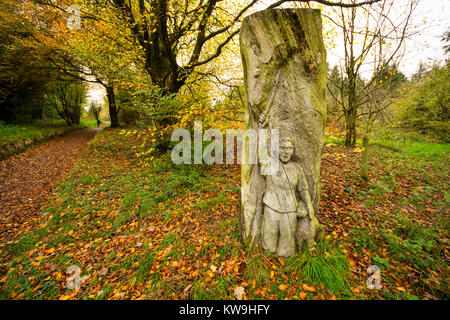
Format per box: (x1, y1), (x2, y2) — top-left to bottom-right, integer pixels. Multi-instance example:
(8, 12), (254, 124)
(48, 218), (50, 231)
(287, 240), (351, 296)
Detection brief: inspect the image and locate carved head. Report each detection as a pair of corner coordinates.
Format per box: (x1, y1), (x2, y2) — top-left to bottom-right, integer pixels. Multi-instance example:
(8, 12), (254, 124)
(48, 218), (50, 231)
(279, 137), (294, 163)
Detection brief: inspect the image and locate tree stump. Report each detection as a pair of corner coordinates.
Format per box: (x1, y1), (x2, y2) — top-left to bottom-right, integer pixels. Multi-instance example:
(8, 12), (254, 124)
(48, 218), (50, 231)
(240, 9), (327, 256)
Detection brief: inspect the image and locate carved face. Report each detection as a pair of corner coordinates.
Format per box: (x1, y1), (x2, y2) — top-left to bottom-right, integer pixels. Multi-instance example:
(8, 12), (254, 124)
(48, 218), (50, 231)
(279, 139), (294, 163)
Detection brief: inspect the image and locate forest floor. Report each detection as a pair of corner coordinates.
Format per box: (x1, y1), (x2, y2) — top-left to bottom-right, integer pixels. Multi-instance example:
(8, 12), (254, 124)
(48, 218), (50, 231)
(0, 128), (100, 243)
(0, 128), (448, 300)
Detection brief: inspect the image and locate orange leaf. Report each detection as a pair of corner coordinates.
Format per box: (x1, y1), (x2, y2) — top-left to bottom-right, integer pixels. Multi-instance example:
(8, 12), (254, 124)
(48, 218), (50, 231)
(302, 284), (316, 292)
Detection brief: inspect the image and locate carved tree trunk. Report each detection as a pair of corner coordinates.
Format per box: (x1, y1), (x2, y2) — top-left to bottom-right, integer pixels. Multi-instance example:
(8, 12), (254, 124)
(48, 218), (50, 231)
(240, 9), (327, 250)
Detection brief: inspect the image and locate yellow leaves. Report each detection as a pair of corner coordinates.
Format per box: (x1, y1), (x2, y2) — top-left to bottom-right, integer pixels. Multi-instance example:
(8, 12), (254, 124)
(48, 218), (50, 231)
(278, 284), (287, 291)
(55, 272), (63, 281)
(0, 275), (7, 284)
(31, 260), (41, 267)
(10, 291), (24, 299)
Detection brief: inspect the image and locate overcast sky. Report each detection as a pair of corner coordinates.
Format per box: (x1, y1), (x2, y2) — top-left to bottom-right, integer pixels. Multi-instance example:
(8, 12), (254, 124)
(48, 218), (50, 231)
(400, 0), (449, 75)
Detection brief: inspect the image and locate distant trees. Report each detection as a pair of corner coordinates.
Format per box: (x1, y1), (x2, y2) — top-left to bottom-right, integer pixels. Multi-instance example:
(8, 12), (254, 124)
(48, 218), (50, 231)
(394, 62), (449, 142)
(326, 0), (417, 145)
(0, 0), (91, 126)
(45, 79), (87, 126)
(88, 101), (102, 122)
(359, 63), (407, 132)
(0, 0), (56, 123)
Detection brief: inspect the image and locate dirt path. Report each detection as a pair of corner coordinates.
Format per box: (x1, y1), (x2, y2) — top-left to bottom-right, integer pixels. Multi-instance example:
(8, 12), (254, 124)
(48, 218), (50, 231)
(0, 128), (99, 243)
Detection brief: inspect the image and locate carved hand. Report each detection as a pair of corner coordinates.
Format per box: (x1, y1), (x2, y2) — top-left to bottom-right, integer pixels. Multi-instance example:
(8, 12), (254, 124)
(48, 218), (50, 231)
(297, 209), (308, 218)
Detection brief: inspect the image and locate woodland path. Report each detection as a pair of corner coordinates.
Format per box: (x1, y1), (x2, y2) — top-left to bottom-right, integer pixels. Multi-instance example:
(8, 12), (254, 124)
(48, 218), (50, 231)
(0, 128), (100, 243)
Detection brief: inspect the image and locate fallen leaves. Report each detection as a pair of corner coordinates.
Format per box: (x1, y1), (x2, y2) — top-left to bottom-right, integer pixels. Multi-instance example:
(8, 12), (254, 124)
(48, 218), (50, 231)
(233, 286), (245, 300)
(1, 129), (447, 301)
(0, 129), (97, 243)
(302, 284), (316, 292)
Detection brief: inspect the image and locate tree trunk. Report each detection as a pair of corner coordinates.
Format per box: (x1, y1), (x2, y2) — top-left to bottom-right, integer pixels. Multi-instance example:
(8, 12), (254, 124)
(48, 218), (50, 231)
(240, 9), (327, 255)
(142, 0), (184, 94)
(106, 85), (120, 128)
(344, 108), (357, 146)
(345, 72), (357, 146)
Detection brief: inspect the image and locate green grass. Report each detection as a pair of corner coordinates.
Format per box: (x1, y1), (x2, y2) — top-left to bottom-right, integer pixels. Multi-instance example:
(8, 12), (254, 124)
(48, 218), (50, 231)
(372, 138), (450, 160)
(326, 128), (449, 160)
(286, 240), (352, 296)
(0, 120), (67, 144)
(246, 249), (270, 287)
(80, 119), (100, 128)
(0, 119), (102, 146)
(350, 227), (378, 253)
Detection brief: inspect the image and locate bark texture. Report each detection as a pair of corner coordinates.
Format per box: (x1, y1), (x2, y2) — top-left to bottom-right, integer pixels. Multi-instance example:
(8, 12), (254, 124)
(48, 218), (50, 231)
(240, 9), (327, 252)
(106, 85), (120, 128)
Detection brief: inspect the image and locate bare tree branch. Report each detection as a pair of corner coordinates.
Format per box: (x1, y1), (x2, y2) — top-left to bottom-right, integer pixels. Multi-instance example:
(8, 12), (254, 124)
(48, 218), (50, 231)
(267, 0), (382, 10)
